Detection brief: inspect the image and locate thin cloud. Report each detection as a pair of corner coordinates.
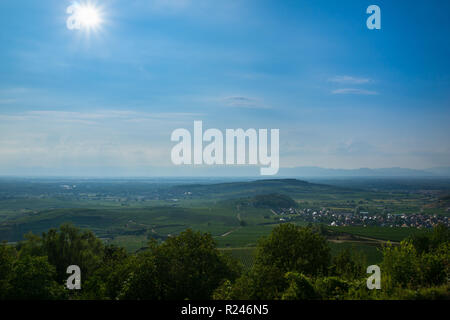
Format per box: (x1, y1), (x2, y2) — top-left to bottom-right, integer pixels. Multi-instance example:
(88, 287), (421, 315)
(329, 75), (371, 84)
(0, 110), (203, 125)
(222, 96), (271, 109)
(331, 88), (378, 95)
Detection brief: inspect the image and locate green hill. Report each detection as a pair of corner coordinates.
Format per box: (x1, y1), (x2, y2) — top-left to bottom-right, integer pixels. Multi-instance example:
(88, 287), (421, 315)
(168, 178), (358, 200)
(235, 193), (299, 210)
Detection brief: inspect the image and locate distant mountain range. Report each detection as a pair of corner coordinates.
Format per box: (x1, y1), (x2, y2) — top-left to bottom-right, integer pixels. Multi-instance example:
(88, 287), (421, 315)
(1, 166), (450, 178)
(278, 166), (450, 177)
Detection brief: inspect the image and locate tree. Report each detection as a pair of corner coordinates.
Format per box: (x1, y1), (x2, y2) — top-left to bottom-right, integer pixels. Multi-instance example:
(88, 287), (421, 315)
(41, 224), (104, 283)
(119, 230), (240, 300)
(118, 252), (160, 300)
(17, 232), (45, 257)
(409, 233), (431, 254)
(314, 276), (350, 300)
(0, 242), (17, 299)
(430, 223), (450, 249)
(78, 244), (133, 300)
(281, 272), (318, 300)
(7, 255), (66, 300)
(99, 244), (134, 300)
(330, 247), (366, 280)
(220, 224), (331, 300)
(213, 264), (286, 300)
(421, 251), (447, 286)
(156, 230), (240, 299)
(409, 224), (449, 254)
(255, 224), (331, 277)
(381, 241), (422, 289)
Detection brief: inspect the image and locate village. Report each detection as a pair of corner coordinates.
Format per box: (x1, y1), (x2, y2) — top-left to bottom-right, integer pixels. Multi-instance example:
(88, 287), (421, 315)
(273, 207), (450, 229)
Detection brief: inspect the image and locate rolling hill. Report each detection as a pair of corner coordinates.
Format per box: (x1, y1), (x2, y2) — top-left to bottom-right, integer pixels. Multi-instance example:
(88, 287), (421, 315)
(167, 178), (359, 200)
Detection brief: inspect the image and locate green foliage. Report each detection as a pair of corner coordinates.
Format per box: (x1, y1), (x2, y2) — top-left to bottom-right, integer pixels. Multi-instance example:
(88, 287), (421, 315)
(212, 279), (234, 300)
(245, 264), (287, 300)
(330, 247), (366, 280)
(221, 248), (255, 272)
(16, 224), (105, 285)
(118, 252), (160, 300)
(329, 226), (430, 242)
(314, 277), (350, 300)
(281, 272), (318, 300)
(420, 251), (447, 286)
(409, 223), (450, 254)
(80, 244), (135, 300)
(219, 264), (287, 300)
(0, 223), (449, 300)
(216, 224), (331, 300)
(239, 193), (299, 209)
(7, 255), (66, 300)
(255, 224), (331, 277)
(345, 279), (379, 300)
(381, 225), (449, 291)
(393, 284), (450, 300)
(152, 229), (240, 299)
(17, 232), (45, 257)
(116, 230), (241, 300)
(100, 245), (135, 300)
(381, 241), (422, 289)
(0, 242), (17, 299)
(41, 224), (105, 282)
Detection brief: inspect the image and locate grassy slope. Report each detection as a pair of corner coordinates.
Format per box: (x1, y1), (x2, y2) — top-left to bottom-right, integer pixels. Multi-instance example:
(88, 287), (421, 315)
(0, 178), (441, 268)
(328, 226), (430, 242)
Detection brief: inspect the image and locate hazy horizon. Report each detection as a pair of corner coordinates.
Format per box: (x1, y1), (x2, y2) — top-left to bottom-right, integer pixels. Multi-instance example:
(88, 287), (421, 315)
(1, 1), (449, 175)
(1, 165), (450, 178)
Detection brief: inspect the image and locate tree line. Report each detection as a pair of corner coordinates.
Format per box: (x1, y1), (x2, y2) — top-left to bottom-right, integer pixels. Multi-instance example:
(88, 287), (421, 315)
(0, 223), (448, 300)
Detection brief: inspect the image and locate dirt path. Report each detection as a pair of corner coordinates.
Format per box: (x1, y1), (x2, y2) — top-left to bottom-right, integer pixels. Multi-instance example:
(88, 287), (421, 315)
(220, 227), (241, 237)
(328, 235), (399, 245)
(219, 212), (242, 237)
(353, 235), (400, 244)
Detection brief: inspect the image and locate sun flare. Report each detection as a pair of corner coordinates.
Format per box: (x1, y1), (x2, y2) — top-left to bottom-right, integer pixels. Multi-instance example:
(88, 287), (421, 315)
(77, 5), (101, 29)
(67, 2), (103, 31)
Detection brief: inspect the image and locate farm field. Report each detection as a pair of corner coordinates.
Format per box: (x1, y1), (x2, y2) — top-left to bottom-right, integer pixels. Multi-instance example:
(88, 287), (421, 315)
(0, 177), (448, 264)
(327, 226), (431, 242)
(219, 241), (384, 273)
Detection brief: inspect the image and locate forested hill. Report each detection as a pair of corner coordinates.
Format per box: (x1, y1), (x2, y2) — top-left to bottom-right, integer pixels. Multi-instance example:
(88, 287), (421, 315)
(233, 193), (299, 210)
(168, 179), (357, 200)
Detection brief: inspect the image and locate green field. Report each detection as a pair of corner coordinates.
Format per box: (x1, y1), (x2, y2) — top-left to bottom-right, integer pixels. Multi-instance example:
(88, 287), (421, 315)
(327, 226), (431, 242)
(328, 242), (382, 265)
(219, 241), (383, 272)
(0, 178), (448, 265)
(220, 247), (257, 271)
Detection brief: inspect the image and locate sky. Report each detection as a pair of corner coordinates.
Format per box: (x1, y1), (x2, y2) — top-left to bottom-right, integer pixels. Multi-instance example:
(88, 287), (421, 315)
(0, 0), (449, 176)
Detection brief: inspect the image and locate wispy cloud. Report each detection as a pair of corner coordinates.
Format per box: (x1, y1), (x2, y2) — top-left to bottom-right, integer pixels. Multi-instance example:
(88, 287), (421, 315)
(331, 88), (378, 95)
(221, 96), (271, 109)
(329, 75), (371, 84)
(333, 140), (377, 155)
(0, 110), (204, 127)
(0, 109), (203, 170)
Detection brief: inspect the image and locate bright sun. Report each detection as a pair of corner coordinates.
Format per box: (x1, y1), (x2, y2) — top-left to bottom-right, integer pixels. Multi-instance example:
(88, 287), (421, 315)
(77, 5), (101, 29)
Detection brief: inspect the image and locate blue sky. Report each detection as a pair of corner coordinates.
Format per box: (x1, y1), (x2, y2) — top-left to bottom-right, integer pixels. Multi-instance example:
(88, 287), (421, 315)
(0, 0), (449, 175)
